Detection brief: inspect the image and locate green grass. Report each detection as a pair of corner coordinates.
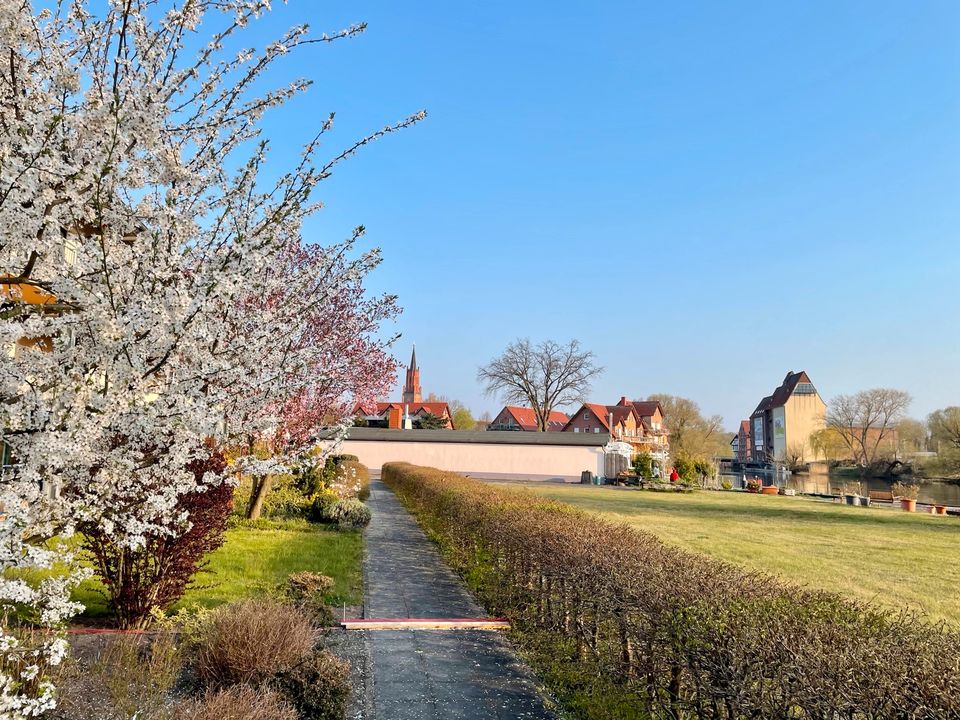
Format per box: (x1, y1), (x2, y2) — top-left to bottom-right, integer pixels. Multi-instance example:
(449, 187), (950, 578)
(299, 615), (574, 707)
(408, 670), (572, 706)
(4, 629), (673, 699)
(72, 518), (363, 618)
(508, 483), (960, 625)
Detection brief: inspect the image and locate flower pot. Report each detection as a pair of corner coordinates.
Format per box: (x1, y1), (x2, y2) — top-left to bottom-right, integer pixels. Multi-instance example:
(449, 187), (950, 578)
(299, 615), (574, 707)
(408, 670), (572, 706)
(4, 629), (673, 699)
(845, 494), (860, 506)
(761, 486), (779, 495)
(935, 505), (948, 516)
(859, 496), (871, 508)
(901, 498), (917, 512)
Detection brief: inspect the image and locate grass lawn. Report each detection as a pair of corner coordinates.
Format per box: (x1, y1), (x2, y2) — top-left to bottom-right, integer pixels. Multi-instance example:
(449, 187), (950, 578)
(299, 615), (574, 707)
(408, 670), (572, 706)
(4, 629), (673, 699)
(508, 484), (960, 625)
(73, 518), (362, 618)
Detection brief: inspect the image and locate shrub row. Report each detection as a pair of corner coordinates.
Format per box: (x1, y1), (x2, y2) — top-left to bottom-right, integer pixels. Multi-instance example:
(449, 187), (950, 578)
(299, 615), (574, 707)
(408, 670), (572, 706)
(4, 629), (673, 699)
(383, 462), (960, 720)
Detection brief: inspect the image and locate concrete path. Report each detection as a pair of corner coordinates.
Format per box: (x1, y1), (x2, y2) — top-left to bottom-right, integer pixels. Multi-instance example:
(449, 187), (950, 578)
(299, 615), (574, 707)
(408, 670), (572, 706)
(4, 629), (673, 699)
(362, 479), (555, 720)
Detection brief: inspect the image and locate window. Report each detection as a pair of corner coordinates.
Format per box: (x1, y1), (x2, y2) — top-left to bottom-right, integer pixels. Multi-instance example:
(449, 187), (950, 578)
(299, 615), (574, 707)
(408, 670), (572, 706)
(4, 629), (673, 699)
(63, 237), (79, 266)
(584, 411), (591, 419)
(794, 382), (816, 395)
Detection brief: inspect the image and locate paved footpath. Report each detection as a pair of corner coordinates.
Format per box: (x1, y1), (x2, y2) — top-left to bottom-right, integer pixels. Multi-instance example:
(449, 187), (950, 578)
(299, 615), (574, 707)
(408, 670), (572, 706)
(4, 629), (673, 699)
(362, 479), (556, 720)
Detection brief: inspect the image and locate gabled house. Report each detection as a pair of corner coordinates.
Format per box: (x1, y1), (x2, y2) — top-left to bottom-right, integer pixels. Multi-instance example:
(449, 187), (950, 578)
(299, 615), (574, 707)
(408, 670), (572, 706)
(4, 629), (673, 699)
(560, 398), (670, 463)
(616, 398), (666, 432)
(615, 397), (670, 460)
(563, 403), (632, 436)
(351, 345), (455, 429)
(731, 420), (751, 462)
(488, 406), (569, 432)
(352, 401), (454, 430)
(748, 371), (825, 463)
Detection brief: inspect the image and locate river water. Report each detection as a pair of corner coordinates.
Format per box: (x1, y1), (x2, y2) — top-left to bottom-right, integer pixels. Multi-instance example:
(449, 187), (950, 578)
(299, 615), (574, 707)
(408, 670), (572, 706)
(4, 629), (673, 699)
(720, 468), (960, 506)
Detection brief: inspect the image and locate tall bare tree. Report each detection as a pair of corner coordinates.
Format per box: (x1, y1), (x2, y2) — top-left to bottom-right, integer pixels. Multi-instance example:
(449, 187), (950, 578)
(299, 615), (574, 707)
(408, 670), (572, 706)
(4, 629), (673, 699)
(478, 339), (603, 431)
(825, 389), (912, 470)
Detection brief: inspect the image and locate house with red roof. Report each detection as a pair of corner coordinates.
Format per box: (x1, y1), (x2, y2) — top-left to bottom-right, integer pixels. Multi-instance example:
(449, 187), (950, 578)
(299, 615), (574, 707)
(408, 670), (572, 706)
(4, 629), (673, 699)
(563, 403), (638, 436)
(351, 346), (454, 429)
(562, 397), (670, 462)
(487, 406), (569, 432)
(352, 401), (454, 429)
(731, 420), (752, 462)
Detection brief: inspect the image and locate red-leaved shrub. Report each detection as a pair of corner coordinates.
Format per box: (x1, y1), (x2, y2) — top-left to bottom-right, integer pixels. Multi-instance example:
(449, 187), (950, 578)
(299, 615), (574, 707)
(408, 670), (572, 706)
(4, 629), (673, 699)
(84, 449), (233, 628)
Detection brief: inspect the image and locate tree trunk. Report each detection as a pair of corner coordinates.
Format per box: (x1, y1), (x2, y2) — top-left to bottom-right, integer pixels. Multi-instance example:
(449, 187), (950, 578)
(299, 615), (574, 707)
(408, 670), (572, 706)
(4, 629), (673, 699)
(246, 474), (272, 520)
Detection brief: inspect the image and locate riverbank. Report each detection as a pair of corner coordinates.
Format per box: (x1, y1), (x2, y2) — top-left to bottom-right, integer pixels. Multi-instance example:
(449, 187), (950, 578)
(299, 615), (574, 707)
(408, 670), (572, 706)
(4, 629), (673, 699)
(724, 466), (960, 506)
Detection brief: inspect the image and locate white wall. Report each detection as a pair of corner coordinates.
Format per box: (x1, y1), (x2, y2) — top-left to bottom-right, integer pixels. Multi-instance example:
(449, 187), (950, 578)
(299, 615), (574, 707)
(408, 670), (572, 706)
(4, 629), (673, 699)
(337, 438), (605, 482)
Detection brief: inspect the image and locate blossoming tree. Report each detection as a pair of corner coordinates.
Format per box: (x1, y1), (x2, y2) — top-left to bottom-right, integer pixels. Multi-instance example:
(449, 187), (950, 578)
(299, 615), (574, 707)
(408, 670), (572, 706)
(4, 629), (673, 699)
(0, 0), (416, 713)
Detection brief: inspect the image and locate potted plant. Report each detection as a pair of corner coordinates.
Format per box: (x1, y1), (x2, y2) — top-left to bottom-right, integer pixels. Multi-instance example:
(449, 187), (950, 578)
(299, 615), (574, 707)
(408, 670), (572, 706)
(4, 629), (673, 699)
(745, 478), (762, 494)
(892, 481), (919, 512)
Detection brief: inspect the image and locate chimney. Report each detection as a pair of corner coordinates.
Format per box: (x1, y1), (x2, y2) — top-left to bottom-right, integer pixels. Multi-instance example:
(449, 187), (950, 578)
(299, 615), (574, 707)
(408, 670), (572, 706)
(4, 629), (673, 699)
(608, 412), (615, 437)
(620, 396), (628, 406)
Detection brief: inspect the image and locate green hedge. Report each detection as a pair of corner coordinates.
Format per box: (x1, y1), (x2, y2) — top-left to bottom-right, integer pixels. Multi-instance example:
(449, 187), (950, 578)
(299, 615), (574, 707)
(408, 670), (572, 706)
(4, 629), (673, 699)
(383, 462), (960, 719)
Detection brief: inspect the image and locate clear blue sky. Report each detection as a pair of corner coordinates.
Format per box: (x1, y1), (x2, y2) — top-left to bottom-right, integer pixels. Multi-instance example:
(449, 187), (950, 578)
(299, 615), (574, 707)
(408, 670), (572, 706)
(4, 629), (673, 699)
(254, 1), (960, 426)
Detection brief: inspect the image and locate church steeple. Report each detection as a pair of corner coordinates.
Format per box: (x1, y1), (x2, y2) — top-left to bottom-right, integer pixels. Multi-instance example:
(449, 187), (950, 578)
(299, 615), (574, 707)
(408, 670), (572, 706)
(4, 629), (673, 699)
(402, 344), (422, 403)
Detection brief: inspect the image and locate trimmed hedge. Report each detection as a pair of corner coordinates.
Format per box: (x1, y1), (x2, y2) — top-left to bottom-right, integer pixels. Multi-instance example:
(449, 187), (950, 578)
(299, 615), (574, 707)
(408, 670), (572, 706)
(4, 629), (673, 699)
(383, 462), (960, 720)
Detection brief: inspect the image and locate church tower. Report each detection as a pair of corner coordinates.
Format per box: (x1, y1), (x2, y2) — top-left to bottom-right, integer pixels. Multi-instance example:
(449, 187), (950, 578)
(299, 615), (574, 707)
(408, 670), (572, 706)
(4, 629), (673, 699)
(402, 345), (422, 404)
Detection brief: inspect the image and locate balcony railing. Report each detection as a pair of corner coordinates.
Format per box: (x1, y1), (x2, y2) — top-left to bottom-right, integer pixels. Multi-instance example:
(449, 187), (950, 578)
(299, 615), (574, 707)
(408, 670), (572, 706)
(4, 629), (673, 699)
(615, 432), (667, 444)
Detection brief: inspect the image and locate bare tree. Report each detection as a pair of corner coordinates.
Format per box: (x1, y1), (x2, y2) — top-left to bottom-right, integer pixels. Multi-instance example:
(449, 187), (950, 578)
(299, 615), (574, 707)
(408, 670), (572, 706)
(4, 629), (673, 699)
(928, 407), (960, 450)
(648, 394), (724, 459)
(477, 339), (603, 431)
(825, 389), (912, 471)
(897, 418), (929, 454)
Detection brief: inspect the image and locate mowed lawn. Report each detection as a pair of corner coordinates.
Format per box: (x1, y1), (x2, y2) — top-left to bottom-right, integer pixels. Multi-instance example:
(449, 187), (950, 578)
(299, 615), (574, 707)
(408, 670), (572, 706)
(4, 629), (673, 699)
(509, 484), (960, 625)
(74, 519), (363, 618)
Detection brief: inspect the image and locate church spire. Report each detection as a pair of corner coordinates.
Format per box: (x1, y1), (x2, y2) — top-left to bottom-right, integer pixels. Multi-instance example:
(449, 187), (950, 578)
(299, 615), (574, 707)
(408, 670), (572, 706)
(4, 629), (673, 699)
(402, 344), (422, 404)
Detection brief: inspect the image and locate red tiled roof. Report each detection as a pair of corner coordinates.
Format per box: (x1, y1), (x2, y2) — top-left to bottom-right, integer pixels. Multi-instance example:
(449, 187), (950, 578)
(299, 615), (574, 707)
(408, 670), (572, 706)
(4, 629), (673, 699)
(633, 402), (662, 420)
(353, 401), (452, 418)
(582, 403), (612, 430)
(380, 402), (450, 417)
(608, 405), (637, 427)
(565, 403), (637, 431)
(501, 406), (569, 432)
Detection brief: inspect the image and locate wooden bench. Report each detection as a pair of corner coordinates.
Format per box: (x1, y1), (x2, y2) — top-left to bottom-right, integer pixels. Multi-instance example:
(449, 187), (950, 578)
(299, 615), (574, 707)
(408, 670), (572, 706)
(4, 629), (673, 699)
(868, 490), (894, 503)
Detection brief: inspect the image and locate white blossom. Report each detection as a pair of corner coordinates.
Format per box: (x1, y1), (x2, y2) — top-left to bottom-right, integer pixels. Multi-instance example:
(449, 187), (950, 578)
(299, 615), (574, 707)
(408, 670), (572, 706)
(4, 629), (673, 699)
(0, 0), (422, 714)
